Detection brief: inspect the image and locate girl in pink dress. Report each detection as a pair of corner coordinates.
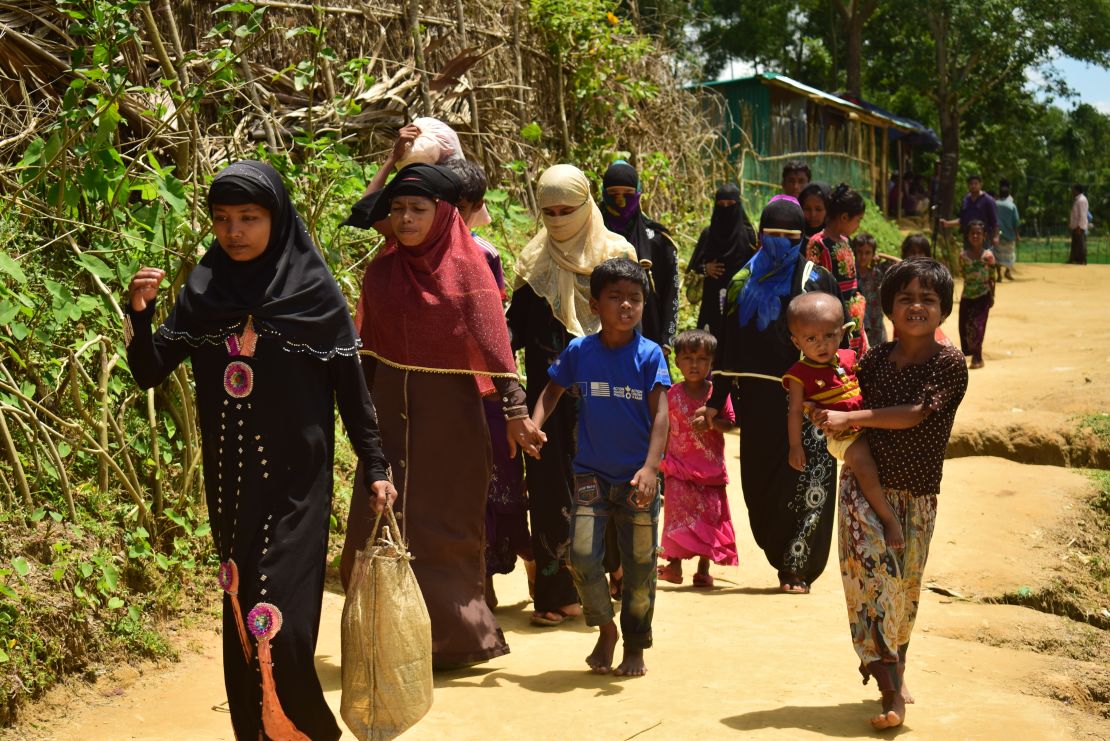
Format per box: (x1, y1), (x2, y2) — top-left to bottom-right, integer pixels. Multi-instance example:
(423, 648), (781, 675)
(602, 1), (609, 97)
(657, 330), (738, 587)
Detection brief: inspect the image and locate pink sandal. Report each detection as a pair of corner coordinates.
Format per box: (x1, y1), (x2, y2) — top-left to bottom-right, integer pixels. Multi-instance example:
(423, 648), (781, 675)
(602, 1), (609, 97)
(657, 564), (683, 584)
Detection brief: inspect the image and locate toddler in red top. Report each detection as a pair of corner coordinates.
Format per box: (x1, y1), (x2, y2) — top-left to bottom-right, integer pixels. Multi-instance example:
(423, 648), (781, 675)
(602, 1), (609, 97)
(783, 292), (904, 550)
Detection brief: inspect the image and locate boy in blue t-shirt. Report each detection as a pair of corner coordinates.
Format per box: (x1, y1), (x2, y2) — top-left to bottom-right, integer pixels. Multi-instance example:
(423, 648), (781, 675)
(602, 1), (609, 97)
(531, 257), (671, 677)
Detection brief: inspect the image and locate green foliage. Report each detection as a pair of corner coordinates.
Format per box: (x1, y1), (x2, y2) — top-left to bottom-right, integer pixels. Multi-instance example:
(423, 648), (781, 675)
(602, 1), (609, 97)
(529, 0), (658, 164)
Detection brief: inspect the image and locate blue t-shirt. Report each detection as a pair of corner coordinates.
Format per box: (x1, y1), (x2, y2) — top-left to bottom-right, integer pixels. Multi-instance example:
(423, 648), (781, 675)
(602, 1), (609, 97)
(548, 332), (672, 483)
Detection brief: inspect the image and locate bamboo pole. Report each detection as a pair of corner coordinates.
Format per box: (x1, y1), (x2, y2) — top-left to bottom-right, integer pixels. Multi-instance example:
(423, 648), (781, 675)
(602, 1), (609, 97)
(454, 0), (485, 159)
(407, 0), (433, 114)
(0, 408), (31, 510)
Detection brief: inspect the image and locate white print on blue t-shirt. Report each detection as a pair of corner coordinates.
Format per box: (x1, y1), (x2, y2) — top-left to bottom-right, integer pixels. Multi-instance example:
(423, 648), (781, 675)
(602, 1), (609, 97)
(548, 332), (671, 483)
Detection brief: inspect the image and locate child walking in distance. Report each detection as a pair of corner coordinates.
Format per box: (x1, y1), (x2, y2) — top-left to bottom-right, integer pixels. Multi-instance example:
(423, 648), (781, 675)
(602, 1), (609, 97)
(806, 183), (868, 353)
(852, 232), (888, 346)
(812, 259), (968, 731)
(958, 220), (996, 369)
(783, 293), (904, 551)
(530, 257), (671, 677)
(657, 330), (738, 587)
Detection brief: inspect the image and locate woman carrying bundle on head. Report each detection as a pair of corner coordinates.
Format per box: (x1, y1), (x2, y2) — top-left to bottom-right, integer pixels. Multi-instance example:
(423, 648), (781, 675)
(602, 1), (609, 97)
(340, 163), (546, 669)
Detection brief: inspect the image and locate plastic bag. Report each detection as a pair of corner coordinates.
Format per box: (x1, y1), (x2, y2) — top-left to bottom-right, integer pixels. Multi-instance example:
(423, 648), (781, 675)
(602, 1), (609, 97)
(341, 507), (433, 741)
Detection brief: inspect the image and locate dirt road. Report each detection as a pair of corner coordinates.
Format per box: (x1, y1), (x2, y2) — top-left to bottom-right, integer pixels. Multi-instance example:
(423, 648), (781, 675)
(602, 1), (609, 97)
(11, 264), (1110, 740)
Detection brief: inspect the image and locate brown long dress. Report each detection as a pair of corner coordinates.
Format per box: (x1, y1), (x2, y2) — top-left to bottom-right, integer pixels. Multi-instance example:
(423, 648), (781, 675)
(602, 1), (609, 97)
(341, 362), (509, 668)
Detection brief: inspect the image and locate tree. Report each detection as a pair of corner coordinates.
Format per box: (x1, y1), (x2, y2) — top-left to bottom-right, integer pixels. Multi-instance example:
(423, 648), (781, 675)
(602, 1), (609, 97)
(834, 0), (878, 99)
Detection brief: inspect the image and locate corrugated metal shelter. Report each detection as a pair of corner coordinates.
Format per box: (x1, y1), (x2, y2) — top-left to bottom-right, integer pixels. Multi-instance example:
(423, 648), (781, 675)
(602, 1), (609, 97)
(700, 72), (939, 217)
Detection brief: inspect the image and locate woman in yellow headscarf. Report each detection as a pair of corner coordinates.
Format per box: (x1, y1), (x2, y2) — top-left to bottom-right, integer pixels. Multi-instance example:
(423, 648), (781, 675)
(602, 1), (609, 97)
(508, 164), (634, 626)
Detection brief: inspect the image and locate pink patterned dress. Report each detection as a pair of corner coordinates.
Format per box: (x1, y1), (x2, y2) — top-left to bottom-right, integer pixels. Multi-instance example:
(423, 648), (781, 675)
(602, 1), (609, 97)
(660, 382), (739, 565)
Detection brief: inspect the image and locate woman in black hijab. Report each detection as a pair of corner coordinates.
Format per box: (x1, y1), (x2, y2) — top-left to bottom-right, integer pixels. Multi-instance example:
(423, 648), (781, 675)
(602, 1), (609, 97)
(125, 160), (396, 741)
(600, 161), (680, 352)
(688, 183), (756, 337)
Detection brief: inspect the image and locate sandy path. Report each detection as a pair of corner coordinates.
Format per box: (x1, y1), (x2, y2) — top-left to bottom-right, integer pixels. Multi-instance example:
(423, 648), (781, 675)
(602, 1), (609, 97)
(11, 264), (1110, 740)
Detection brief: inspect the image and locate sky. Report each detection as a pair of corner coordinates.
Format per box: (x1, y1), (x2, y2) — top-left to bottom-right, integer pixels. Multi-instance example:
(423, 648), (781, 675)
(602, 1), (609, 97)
(1041, 57), (1110, 113)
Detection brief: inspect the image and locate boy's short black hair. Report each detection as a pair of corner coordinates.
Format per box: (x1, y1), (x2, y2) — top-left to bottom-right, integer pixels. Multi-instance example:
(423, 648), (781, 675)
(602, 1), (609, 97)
(673, 329), (717, 356)
(880, 258), (954, 319)
(900, 233), (930, 259)
(827, 182), (865, 219)
(590, 256), (649, 299)
(851, 231), (877, 251)
(782, 160), (811, 181)
(967, 174), (982, 183)
(966, 219), (986, 232)
(441, 159), (487, 204)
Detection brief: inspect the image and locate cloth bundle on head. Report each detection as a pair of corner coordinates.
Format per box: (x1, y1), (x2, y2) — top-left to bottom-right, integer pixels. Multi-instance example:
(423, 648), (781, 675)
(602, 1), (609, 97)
(395, 117), (492, 229)
(356, 164), (517, 392)
(515, 164), (635, 337)
(737, 197), (806, 331)
(600, 160), (653, 262)
(395, 117), (463, 168)
(159, 160), (359, 359)
(689, 182), (755, 276)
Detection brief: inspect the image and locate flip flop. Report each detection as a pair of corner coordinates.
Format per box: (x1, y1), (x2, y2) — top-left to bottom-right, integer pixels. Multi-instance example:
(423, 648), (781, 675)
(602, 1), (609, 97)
(657, 564), (683, 584)
(530, 608), (575, 627)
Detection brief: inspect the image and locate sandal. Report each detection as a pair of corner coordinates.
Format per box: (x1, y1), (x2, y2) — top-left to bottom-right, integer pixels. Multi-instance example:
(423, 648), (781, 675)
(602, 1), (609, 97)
(657, 564), (684, 584)
(530, 608), (575, 627)
(780, 579), (810, 594)
(692, 572), (714, 588)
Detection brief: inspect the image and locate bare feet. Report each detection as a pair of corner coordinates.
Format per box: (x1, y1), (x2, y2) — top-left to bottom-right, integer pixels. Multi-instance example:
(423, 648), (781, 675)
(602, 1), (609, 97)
(871, 690), (906, 730)
(524, 559), (536, 601)
(613, 647), (647, 677)
(899, 663), (915, 704)
(657, 560), (683, 584)
(586, 622), (619, 674)
(970, 358), (985, 369)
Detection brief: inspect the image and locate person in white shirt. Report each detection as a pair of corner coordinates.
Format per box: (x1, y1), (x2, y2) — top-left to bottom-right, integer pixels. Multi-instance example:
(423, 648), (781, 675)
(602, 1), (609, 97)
(1068, 184), (1089, 265)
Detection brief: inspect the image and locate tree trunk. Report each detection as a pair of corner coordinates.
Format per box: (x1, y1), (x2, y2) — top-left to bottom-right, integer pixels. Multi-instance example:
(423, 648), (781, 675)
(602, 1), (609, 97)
(845, 11), (863, 98)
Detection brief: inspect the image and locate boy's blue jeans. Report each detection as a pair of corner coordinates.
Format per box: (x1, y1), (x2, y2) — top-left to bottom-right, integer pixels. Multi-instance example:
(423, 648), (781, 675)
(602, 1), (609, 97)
(567, 473), (659, 650)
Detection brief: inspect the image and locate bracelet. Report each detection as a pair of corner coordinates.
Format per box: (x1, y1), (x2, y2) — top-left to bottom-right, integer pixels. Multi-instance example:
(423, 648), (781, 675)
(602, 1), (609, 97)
(123, 314), (135, 348)
(503, 405), (529, 421)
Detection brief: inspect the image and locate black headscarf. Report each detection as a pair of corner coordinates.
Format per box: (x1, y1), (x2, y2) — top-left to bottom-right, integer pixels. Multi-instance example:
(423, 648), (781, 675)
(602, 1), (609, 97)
(343, 163), (461, 229)
(159, 160), (359, 359)
(689, 183), (755, 276)
(601, 161), (655, 261)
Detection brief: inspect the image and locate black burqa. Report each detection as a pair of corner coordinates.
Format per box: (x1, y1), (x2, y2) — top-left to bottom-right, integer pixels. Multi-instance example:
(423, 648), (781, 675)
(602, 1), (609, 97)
(688, 183), (756, 337)
(708, 197), (840, 589)
(600, 161), (680, 349)
(126, 161), (389, 741)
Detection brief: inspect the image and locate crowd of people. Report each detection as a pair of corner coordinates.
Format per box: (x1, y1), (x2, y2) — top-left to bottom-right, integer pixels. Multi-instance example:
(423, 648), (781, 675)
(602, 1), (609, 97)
(123, 121), (978, 737)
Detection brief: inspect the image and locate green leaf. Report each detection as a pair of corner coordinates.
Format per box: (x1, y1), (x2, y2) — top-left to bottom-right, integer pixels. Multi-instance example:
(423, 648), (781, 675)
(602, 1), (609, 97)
(79, 563), (93, 579)
(157, 174), (187, 213)
(11, 558), (30, 577)
(29, 508), (45, 523)
(214, 1), (255, 11)
(194, 522), (211, 538)
(520, 121), (543, 143)
(100, 564), (119, 591)
(51, 567), (65, 582)
(0, 253), (27, 284)
(107, 596), (125, 609)
(57, 442), (71, 458)
(10, 323), (28, 341)
(0, 301), (17, 325)
(75, 252), (115, 281)
(164, 508), (186, 528)
(0, 646), (8, 663)
(154, 553), (171, 570)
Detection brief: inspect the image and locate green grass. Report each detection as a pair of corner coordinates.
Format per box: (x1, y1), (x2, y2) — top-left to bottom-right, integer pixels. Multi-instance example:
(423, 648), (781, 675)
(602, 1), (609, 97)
(1016, 235), (1110, 264)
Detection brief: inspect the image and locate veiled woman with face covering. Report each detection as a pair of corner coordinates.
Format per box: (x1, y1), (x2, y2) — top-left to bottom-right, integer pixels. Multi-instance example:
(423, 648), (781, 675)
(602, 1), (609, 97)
(688, 183), (756, 338)
(701, 197), (841, 596)
(124, 160), (395, 740)
(506, 164), (635, 626)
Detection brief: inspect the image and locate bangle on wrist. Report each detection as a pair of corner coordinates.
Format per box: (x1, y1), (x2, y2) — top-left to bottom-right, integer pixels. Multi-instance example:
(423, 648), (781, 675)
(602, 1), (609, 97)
(503, 405), (529, 421)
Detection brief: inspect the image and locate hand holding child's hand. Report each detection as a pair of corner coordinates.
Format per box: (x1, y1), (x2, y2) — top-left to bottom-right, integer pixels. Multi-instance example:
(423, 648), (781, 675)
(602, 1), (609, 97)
(692, 405), (717, 433)
(704, 260), (726, 279)
(128, 267), (166, 312)
(788, 445), (806, 472)
(507, 417), (547, 460)
(369, 479), (398, 514)
(629, 467), (658, 506)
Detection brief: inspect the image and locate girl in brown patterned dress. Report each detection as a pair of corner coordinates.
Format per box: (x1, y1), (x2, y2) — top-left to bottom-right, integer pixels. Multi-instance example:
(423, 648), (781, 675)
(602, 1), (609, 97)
(812, 258), (968, 731)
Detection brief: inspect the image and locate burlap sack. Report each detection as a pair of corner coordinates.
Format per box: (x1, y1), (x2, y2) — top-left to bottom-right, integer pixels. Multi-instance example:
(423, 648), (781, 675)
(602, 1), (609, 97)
(341, 507), (432, 741)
